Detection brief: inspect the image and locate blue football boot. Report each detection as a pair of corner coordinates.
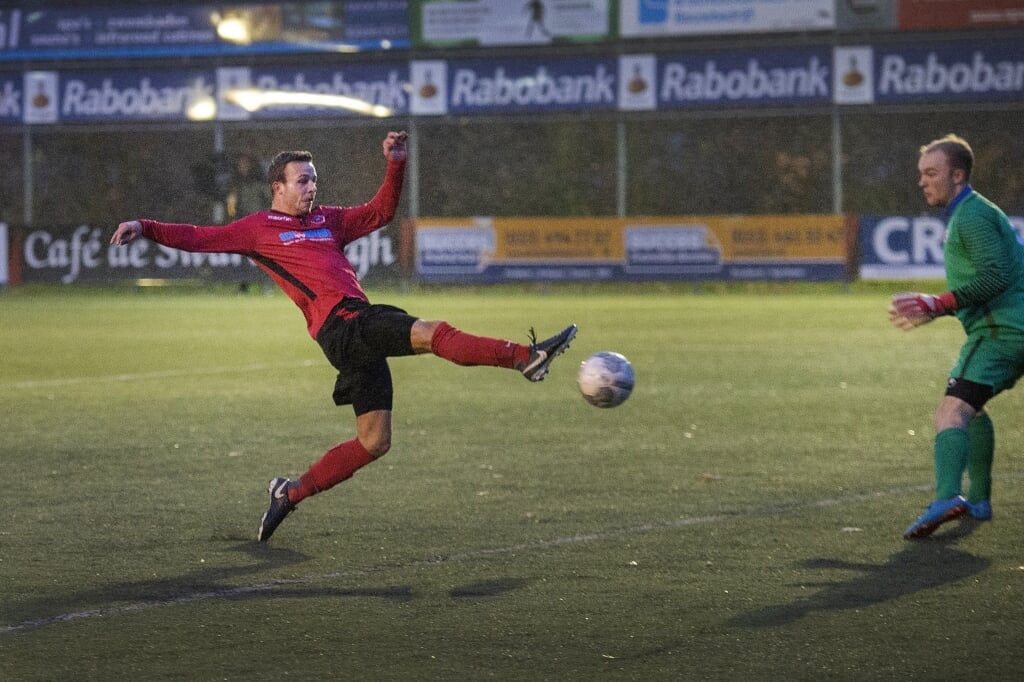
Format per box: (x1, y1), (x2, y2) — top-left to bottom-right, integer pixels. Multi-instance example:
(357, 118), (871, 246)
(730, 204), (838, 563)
(903, 496), (969, 539)
(966, 499), (992, 521)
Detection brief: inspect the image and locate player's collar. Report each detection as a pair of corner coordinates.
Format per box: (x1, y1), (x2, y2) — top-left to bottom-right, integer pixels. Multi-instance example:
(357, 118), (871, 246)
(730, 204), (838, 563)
(946, 184), (973, 217)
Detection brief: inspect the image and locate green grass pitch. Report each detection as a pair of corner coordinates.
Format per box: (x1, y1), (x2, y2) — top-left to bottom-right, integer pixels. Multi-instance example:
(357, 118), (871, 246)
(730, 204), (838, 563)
(2, 283), (1023, 680)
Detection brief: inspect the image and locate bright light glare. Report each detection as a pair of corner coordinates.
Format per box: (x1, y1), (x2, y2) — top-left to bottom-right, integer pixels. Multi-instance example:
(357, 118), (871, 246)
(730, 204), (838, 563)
(216, 16), (252, 44)
(186, 94), (217, 121)
(225, 88), (394, 118)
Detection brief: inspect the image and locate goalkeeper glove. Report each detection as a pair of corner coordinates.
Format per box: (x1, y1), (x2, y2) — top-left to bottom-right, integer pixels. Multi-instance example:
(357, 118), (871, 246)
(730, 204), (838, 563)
(889, 291), (958, 330)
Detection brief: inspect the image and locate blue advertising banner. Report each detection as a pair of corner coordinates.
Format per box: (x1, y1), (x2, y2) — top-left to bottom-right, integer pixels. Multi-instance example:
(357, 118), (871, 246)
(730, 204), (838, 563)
(616, 48), (833, 111)
(215, 63), (410, 120)
(874, 39), (1024, 103)
(442, 57), (619, 114)
(53, 69), (217, 123)
(859, 213), (1024, 279)
(5, 39), (1022, 124)
(0, 3), (408, 61)
(653, 47), (833, 108)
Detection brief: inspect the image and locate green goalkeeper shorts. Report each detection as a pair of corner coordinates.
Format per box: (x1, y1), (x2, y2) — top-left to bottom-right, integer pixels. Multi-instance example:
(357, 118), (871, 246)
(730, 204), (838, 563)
(951, 329), (1024, 397)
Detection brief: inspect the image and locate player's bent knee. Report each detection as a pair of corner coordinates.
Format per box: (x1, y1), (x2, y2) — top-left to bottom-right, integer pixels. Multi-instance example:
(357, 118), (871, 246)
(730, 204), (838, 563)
(411, 319), (442, 353)
(359, 432), (392, 459)
(355, 409), (393, 459)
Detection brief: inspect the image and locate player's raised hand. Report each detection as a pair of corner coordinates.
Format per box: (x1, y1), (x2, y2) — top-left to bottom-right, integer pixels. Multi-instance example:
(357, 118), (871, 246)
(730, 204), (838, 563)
(889, 291), (957, 330)
(383, 131), (408, 162)
(110, 220), (143, 246)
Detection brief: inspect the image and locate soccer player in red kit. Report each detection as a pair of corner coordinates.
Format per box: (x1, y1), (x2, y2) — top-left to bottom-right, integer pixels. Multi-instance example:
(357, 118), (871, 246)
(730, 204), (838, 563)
(110, 131), (577, 543)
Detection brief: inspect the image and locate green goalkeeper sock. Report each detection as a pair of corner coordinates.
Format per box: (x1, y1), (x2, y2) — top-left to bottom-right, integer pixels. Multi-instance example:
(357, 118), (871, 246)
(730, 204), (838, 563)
(966, 413), (994, 503)
(934, 427), (969, 499)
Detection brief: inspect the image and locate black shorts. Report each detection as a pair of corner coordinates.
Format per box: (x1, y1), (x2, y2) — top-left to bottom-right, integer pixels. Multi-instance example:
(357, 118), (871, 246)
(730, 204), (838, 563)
(315, 298), (417, 415)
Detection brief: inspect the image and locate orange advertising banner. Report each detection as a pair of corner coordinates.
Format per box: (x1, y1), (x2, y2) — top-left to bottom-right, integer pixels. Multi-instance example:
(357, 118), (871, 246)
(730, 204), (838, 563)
(415, 215), (850, 282)
(899, 0), (1024, 30)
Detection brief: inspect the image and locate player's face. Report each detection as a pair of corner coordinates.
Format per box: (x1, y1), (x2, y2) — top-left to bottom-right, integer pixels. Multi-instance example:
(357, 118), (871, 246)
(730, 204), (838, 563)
(275, 161), (318, 216)
(917, 150), (960, 208)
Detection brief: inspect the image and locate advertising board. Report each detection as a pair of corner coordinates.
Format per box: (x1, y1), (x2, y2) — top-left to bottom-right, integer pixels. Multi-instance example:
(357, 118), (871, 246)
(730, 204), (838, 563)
(416, 215), (850, 283)
(859, 213), (1024, 279)
(0, 3), (408, 60)
(14, 224), (400, 285)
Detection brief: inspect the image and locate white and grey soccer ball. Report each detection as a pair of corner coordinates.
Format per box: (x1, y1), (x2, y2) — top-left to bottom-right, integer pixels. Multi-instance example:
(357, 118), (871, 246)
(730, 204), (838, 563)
(577, 351), (634, 408)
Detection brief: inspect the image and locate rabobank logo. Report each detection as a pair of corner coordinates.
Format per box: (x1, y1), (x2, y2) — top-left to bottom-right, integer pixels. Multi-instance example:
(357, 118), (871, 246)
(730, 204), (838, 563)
(59, 71), (214, 121)
(639, 0), (668, 24)
(876, 41), (1024, 103)
(658, 49), (831, 107)
(879, 51), (1024, 99)
(24, 71), (57, 123)
(448, 59), (616, 112)
(250, 69), (407, 112)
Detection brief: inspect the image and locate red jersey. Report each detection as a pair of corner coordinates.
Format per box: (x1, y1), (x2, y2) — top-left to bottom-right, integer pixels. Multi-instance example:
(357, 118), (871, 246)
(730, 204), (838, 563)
(141, 158), (405, 338)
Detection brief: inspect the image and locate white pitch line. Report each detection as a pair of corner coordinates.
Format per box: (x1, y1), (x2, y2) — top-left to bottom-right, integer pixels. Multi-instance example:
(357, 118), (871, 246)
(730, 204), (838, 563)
(0, 481), (965, 635)
(10, 360), (321, 390)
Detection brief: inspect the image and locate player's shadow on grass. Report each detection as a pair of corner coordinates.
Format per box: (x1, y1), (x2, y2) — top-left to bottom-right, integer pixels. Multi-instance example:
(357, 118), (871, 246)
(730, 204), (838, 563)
(2, 542), (411, 631)
(449, 577), (530, 598)
(729, 520), (989, 628)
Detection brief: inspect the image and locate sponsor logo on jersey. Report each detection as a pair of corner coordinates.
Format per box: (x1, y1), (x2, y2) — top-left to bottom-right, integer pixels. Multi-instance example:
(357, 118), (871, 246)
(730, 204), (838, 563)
(279, 228), (332, 245)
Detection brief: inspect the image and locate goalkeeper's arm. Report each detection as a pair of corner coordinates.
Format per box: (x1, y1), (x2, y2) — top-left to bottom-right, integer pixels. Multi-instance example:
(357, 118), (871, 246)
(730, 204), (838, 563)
(888, 291), (958, 330)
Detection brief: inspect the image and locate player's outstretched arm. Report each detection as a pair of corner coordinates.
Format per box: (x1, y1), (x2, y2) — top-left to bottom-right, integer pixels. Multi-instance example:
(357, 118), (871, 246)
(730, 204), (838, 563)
(382, 131), (408, 162)
(888, 291), (957, 330)
(110, 220), (143, 246)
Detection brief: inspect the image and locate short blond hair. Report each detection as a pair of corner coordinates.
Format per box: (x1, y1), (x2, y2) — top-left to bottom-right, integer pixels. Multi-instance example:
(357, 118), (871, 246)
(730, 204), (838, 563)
(920, 134), (973, 181)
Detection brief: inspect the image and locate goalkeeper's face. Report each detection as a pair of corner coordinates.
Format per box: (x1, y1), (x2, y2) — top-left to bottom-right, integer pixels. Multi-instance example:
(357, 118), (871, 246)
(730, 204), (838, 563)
(917, 150), (962, 208)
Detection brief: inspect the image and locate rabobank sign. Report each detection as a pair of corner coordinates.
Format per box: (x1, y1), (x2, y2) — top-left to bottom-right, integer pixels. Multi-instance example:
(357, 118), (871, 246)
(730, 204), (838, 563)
(875, 40), (1024, 103)
(60, 69), (215, 121)
(658, 47), (832, 107)
(243, 65), (409, 118)
(0, 74), (19, 123)
(859, 214), (1024, 279)
(447, 57), (617, 113)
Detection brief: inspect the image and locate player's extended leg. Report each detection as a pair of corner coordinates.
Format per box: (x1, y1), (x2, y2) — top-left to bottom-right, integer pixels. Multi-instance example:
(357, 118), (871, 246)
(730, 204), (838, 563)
(965, 412), (994, 520)
(416, 320), (577, 382)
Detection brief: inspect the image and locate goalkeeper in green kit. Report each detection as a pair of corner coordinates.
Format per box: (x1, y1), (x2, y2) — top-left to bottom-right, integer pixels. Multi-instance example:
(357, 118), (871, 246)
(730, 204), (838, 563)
(889, 133), (1024, 539)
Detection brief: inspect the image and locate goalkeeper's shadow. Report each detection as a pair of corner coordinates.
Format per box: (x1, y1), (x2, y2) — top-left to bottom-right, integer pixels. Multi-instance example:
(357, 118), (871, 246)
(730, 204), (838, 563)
(727, 519), (988, 628)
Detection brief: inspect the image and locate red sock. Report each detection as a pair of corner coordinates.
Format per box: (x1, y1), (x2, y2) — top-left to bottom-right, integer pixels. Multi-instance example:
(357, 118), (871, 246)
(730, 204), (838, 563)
(430, 321), (528, 368)
(289, 438), (375, 504)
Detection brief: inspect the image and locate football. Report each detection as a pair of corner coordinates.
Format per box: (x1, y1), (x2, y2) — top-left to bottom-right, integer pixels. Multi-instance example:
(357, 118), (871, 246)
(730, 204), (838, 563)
(577, 351), (635, 408)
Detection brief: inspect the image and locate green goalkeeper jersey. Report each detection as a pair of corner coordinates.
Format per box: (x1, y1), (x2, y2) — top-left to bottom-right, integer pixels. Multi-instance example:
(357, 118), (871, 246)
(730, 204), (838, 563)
(944, 186), (1024, 334)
